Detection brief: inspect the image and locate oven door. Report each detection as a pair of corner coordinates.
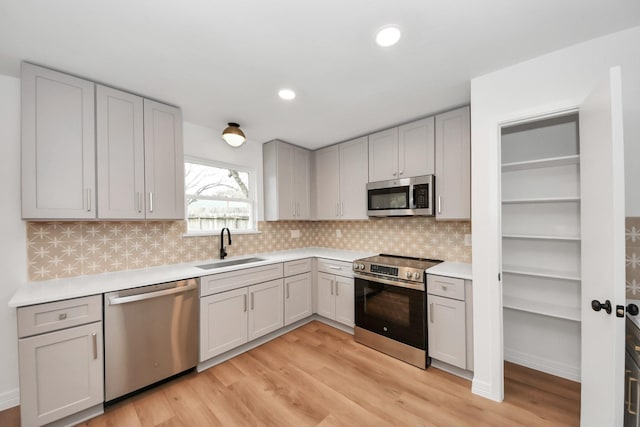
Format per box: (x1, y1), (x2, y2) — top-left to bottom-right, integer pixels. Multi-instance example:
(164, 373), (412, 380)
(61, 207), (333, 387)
(354, 276), (426, 349)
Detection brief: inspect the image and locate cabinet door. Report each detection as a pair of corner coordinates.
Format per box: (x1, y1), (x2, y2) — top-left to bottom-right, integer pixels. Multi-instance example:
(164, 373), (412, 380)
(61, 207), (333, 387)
(200, 288), (248, 361)
(339, 137), (369, 220)
(428, 294), (466, 368)
(143, 99), (184, 220)
(368, 128), (398, 182)
(276, 142), (295, 220)
(21, 63), (96, 219)
(315, 145), (340, 220)
(284, 272), (313, 326)
(96, 85), (145, 219)
(399, 117), (435, 178)
(19, 322), (103, 427)
(248, 279), (284, 341)
(316, 272), (336, 319)
(293, 147), (311, 219)
(435, 106), (470, 220)
(335, 276), (354, 327)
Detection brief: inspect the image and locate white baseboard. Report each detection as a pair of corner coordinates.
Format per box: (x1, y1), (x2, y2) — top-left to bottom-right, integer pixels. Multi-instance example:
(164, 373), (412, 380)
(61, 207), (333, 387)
(0, 388), (19, 411)
(504, 347), (581, 382)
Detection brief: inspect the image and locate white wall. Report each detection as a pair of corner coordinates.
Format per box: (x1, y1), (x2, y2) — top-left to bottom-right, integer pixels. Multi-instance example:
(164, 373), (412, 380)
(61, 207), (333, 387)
(0, 74), (26, 409)
(470, 25), (640, 403)
(183, 122), (265, 221)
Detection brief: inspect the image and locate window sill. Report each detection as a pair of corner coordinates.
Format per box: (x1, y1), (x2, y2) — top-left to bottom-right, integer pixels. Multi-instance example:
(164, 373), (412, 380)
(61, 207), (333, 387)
(182, 229), (262, 237)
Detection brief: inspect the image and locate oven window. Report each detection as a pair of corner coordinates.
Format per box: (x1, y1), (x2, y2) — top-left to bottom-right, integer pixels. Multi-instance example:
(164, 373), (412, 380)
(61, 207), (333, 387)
(368, 186), (409, 210)
(364, 287), (410, 327)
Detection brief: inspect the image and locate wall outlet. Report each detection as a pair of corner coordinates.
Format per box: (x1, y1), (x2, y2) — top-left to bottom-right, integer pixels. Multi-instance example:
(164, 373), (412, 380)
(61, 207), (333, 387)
(336, 229), (342, 238)
(464, 234), (472, 246)
(290, 230), (300, 239)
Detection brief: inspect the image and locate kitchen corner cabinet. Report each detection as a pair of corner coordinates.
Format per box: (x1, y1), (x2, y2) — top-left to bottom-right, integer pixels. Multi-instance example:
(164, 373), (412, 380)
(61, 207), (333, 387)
(316, 259), (354, 327)
(368, 117), (435, 182)
(427, 274), (474, 370)
(17, 295), (103, 427)
(434, 106), (471, 220)
(315, 136), (368, 220)
(21, 63), (97, 219)
(284, 259), (313, 325)
(263, 140), (311, 220)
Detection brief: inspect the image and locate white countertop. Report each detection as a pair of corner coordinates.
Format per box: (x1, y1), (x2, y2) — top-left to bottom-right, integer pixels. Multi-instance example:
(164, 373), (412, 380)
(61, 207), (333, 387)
(426, 262), (472, 280)
(9, 248), (375, 308)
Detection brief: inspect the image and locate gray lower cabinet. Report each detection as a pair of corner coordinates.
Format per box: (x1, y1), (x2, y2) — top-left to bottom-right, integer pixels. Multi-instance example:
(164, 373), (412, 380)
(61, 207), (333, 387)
(284, 259), (313, 325)
(199, 264), (285, 362)
(17, 295), (103, 427)
(427, 274), (473, 370)
(316, 259), (354, 327)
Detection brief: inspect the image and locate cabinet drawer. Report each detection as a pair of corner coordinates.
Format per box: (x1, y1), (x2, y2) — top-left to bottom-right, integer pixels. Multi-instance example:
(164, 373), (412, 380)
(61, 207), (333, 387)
(427, 275), (465, 301)
(284, 258), (312, 277)
(18, 295), (102, 338)
(317, 258), (353, 277)
(200, 263), (284, 297)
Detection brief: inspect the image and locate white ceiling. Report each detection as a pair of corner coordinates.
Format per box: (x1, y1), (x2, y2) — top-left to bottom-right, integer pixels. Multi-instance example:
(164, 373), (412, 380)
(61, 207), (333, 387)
(1, 0), (639, 150)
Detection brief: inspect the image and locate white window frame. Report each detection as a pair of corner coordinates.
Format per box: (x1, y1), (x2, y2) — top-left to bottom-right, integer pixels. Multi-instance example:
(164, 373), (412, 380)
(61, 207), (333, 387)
(184, 155), (258, 236)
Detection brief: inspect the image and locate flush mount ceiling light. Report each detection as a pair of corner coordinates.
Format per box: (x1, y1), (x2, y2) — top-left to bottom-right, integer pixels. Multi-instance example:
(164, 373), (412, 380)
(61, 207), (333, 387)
(221, 122), (246, 147)
(375, 26), (401, 47)
(278, 88), (296, 100)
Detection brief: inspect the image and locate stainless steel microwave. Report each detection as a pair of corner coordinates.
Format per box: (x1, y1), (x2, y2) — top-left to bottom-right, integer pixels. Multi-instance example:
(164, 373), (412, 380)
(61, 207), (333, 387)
(367, 175), (435, 217)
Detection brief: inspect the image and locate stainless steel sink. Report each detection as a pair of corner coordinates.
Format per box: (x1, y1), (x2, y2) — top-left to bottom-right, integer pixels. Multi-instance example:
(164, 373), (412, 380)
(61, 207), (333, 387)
(196, 257), (266, 270)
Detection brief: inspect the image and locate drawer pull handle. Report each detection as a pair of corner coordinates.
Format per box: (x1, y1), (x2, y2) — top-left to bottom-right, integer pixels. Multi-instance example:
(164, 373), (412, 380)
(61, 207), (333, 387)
(92, 332), (97, 360)
(441, 285), (448, 290)
(328, 266), (342, 270)
(58, 313), (67, 320)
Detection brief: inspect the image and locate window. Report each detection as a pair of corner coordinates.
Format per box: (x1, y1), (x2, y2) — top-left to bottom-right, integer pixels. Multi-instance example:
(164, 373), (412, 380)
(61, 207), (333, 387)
(184, 157), (256, 234)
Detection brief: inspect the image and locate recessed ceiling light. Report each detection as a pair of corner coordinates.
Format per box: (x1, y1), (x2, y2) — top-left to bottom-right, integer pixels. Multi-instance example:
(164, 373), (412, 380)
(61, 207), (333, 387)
(375, 26), (401, 47)
(278, 88), (296, 100)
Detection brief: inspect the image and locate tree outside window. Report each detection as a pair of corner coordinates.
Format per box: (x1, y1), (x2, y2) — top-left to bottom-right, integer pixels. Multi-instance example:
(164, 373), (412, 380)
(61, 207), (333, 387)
(185, 158), (255, 233)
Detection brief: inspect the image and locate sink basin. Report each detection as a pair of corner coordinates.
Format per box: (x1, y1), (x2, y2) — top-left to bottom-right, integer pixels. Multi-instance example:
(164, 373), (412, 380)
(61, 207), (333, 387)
(196, 257), (266, 270)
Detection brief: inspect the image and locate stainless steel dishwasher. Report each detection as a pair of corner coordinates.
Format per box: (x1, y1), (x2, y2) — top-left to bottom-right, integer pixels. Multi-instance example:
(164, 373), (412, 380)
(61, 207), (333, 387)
(104, 278), (199, 401)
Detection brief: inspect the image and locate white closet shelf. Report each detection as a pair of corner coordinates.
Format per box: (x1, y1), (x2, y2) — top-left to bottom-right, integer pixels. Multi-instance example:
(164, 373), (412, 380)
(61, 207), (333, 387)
(502, 196), (580, 205)
(502, 265), (581, 281)
(501, 154), (580, 172)
(503, 295), (581, 322)
(502, 234), (581, 241)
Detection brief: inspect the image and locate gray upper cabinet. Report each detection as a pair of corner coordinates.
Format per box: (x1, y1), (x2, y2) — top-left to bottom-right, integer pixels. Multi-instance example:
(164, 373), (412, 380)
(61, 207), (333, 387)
(263, 140), (311, 220)
(143, 99), (185, 220)
(96, 85), (145, 219)
(21, 63), (97, 219)
(368, 117), (435, 182)
(435, 106), (471, 220)
(22, 64), (185, 220)
(315, 136), (368, 220)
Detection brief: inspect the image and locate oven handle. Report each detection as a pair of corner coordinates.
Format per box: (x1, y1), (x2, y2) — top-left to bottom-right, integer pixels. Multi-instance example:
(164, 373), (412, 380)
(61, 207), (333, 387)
(353, 272), (425, 291)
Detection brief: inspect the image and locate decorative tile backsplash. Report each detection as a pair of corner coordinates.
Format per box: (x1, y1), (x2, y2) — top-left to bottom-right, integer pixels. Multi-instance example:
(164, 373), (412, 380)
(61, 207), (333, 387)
(27, 218), (471, 281)
(627, 217), (640, 298)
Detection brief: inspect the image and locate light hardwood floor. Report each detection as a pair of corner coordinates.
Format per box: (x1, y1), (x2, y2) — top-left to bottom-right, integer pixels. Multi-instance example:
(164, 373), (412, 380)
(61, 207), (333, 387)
(0, 320), (580, 426)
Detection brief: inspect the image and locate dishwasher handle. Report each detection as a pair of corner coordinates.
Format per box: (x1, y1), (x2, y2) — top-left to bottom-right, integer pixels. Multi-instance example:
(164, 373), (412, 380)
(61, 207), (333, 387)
(108, 282), (197, 305)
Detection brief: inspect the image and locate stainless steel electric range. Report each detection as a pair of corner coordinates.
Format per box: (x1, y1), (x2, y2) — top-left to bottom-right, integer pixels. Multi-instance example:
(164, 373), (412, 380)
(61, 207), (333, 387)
(352, 254), (442, 369)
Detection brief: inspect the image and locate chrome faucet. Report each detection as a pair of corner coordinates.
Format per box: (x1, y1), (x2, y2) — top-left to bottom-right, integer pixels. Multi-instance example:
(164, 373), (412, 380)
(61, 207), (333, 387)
(220, 227), (232, 259)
